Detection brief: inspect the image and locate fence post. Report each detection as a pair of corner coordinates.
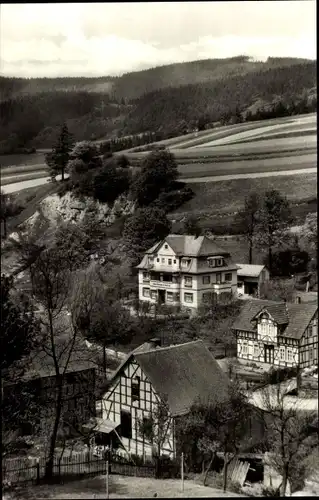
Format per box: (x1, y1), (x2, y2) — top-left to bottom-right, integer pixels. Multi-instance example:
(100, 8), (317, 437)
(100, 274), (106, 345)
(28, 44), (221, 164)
(181, 453), (184, 492)
(36, 458), (40, 485)
(106, 460), (109, 499)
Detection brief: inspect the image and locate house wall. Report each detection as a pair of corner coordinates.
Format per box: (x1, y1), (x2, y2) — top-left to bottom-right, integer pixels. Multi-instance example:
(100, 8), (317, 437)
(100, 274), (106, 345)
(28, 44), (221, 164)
(299, 313), (318, 368)
(236, 325), (300, 367)
(102, 358), (175, 459)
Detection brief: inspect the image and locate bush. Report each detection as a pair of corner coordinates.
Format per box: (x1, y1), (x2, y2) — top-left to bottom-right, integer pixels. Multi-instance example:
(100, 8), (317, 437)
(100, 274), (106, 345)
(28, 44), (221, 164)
(153, 186), (194, 213)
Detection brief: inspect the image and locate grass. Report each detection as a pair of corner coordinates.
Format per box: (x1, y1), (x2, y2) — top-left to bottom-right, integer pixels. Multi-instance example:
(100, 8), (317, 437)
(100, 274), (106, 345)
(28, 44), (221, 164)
(0, 153), (46, 168)
(8, 474), (244, 499)
(1, 164), (48, 176)
(173, 173), (317, 217)
(1, 171), (48, 186)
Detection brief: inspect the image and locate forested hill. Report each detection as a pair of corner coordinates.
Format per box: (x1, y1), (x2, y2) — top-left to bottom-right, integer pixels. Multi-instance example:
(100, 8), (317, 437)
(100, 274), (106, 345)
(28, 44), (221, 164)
(122, 60), (317, 135)
(0, 56), (313, 102)
(0, 76), (116, 101)
(0, 57), (316, 152)
(110, 56), (313, 101)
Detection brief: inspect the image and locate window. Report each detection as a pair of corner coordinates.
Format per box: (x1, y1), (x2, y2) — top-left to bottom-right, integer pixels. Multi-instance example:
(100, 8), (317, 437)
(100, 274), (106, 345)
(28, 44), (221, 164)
(309, 349), (313, 360)
(217, 259), (223, 266)
(184, 276), (193, 288)
(168, 259), (172, 265)
(280, 346), (285, 361)
(142, 288), (150, 297)
(173, 259), (176, 264)
(143, 272), (150, 281)
(120, 410), (132, 439)
(238, 282), (243, 288)
(242, 342), (248, 355)
(287, 349), (293, 362)
(174, 293), (180, 302)
(184, 293), (193, 303)
(161, 258), (165, 263)
(151, 290), (157, 299)
(164, 244), (168, 249)
(216, 272), (221, 284)
(225, 273), (232, 282)
(157, 258), (159, 262)
(208, 258), (215, 268)
(202, 275), (210, 285)
(166, 291), (173, 302)
(181, 258), (191, 267)
(132, 376), (140, 402)
(253, 344), (259, 357)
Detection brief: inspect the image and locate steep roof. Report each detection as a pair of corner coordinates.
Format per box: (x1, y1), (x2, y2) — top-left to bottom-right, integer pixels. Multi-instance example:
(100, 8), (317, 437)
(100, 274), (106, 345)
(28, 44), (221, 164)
(236, 264), (266, 277)
(108, 340), (230, 417)
(232, 299), (317, 339)
(144, 235), (229, 257)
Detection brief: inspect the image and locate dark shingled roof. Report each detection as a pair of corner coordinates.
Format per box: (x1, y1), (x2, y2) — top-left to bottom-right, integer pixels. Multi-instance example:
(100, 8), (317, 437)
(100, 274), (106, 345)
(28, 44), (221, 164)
(108, 340), (230, 417)
(232, 299), (317, 339)
(144, 235), (229, 257)
(134, 340), (230, 417)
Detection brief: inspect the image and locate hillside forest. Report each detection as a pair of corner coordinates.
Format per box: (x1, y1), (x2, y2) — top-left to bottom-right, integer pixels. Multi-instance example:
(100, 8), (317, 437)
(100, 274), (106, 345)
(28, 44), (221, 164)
(0, 56), (316, 154)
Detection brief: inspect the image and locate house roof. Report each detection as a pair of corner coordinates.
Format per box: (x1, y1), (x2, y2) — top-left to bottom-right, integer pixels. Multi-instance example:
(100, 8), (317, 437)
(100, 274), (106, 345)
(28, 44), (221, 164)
(108, 340), (230, 417)
(236, 264), (266, 277)
(232, 299), (317, 339)
(144, 235), (230, 258)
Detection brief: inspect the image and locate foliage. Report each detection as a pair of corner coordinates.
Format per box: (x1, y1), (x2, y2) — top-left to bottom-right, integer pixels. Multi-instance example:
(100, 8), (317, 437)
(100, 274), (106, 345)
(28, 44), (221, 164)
(255, 189), (293, 273)
(122, 207), (171, 266)
(45, 123), (74, 181)
(238, 192), (261, 264)
(93, 158), (131, 204)
(0, 190), (23, 238)
(261, 375), (318, 496)
(131, 149), (178, 206)
(1, 274), (38, 374)
(177, 385), (252, 490)
(259, 279), (295, 302)
(152, 185), (194, 213)
(182, 216), (202, 237)
(271, 249), (310, 277)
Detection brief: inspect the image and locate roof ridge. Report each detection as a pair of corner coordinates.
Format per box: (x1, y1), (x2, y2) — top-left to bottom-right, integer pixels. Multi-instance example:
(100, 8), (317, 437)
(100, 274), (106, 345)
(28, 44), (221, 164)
(134, 339), (202, 355)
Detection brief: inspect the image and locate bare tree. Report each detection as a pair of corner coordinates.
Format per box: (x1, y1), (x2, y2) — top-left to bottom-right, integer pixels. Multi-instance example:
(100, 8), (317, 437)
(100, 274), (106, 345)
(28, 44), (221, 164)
(177, 385), (252, 490)
(24, 245), (81, 478)
(138, 396), (172, 477)
(260, 379), (318, 496)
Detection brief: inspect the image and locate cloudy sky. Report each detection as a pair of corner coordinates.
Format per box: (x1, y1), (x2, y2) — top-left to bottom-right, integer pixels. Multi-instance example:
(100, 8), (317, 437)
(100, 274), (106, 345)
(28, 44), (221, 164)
(0, 1), (316, 78)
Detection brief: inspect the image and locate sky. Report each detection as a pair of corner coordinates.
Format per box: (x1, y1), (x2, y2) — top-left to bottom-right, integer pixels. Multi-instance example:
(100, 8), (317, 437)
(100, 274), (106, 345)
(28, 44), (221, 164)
(0, 1), (316, 78)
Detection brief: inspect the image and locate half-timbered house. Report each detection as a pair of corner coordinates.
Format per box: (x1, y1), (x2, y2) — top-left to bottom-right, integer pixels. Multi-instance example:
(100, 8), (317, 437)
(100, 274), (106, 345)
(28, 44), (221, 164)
(232, 299), (318, 368)
(97, 339), (230, 459)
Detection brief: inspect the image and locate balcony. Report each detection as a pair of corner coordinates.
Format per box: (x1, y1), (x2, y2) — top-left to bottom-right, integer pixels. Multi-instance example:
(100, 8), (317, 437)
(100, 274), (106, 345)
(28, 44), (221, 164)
(211, 282), (233, 290)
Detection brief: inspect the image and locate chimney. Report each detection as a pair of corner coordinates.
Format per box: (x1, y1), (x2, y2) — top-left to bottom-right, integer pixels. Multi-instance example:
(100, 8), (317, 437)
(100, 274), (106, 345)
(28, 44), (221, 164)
(147, 338), (161, 350)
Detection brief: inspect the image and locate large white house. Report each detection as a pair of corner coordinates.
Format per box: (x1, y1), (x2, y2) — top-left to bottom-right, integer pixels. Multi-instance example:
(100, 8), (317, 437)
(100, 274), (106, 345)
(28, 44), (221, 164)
(136, 235), (239, 311)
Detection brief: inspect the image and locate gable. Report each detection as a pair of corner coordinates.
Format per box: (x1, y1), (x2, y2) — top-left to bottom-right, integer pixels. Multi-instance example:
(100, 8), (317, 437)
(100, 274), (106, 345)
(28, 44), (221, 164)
(103, 357), (161, 414)
(156, 240), (177, 257)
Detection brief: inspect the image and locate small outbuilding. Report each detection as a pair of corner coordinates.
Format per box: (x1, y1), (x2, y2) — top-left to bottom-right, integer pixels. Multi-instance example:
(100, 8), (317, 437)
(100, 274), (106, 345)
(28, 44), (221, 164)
(236, 264), (270, 298)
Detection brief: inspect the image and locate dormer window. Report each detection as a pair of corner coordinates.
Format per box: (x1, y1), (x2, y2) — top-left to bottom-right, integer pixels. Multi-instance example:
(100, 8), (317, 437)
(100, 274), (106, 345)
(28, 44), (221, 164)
(207, 257), (224, 267)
